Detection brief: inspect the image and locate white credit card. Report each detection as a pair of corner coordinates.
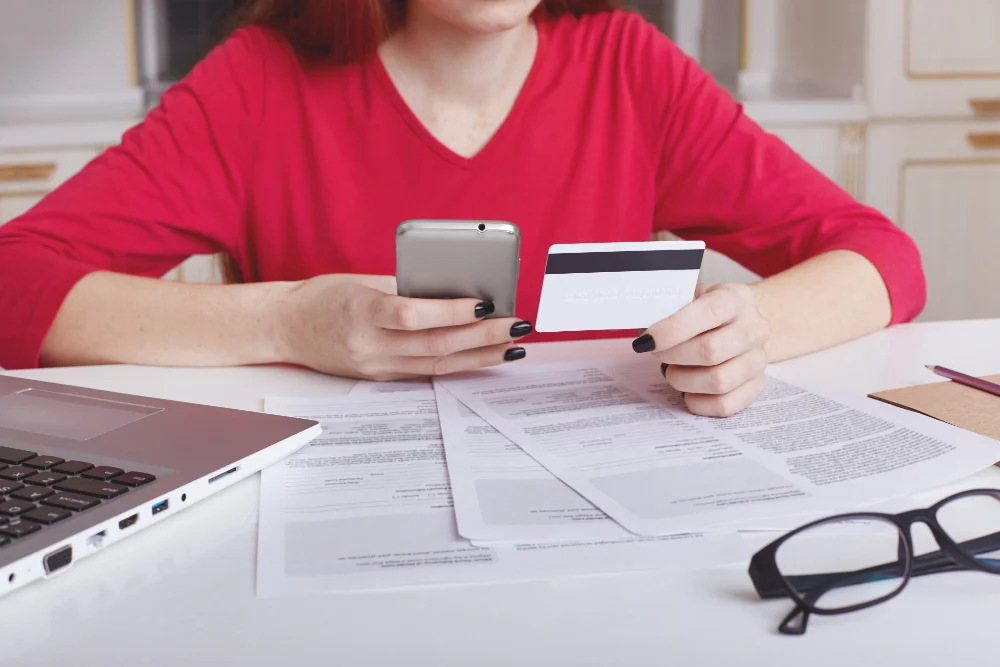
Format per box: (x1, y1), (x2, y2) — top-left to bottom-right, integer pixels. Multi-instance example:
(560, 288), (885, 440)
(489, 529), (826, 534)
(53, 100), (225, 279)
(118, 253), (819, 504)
(535, 241), (705, 332)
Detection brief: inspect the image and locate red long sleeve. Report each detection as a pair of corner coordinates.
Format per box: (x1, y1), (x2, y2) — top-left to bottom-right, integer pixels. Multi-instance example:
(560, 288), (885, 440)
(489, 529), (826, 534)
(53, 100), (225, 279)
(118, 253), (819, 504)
(626, 19), (926, 324)
(0, 12), (926, 370)
(0, 27), (267, 368)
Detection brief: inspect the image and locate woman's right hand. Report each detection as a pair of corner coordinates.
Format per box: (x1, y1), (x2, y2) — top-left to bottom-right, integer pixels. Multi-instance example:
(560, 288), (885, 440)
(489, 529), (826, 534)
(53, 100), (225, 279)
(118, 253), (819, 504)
(276, 274), (532, 380)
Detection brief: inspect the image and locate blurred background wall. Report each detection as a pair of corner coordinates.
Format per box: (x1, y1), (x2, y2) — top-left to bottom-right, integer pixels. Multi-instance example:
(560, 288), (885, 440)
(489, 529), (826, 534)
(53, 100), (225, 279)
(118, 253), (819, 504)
(0, 0), (998, 322)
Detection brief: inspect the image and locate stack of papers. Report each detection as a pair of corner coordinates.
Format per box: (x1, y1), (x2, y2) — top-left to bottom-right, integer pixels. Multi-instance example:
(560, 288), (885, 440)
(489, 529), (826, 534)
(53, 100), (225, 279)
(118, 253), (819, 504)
(256, 357), (1000, 597)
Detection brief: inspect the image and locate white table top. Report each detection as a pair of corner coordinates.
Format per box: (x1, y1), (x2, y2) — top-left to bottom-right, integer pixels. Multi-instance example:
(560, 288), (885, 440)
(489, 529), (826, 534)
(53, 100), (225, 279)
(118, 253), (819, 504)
(5, 319), (1000, 667)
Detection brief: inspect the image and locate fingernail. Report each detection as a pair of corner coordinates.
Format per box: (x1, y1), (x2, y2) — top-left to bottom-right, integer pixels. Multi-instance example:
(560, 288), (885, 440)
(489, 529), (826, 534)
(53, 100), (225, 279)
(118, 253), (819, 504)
(475, 301), (495, 318)
(632, 334), (655, 354)
(504, 347), (526, 362)
(660, 363), (668, 377)
(510, 321), (533, 338)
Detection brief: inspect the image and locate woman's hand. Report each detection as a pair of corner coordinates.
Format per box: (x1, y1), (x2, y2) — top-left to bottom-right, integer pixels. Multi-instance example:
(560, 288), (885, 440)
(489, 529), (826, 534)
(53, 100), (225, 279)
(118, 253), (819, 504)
(632, 283), (771, 417)
(276, 274), (531, 380)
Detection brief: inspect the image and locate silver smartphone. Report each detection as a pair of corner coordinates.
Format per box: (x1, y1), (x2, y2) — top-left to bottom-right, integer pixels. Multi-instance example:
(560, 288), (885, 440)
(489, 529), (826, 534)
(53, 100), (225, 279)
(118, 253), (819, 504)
(395, 220), (521, 318)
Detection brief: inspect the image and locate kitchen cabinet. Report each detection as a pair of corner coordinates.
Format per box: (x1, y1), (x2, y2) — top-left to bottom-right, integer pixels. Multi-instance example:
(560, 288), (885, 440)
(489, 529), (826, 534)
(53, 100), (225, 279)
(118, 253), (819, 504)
(867, 0), (1000, 119)
(0, 193), (43, 224)
(865, 0), (1000, 321)
(0, 143), (199, 280)
(0, 147), (99, 225)
(765, 123), (867, 200)
(175, 255), (224, 283)
(0, 147), (98, 197)
(767, 125), (841, 184)
(866, 120), (1000, 321)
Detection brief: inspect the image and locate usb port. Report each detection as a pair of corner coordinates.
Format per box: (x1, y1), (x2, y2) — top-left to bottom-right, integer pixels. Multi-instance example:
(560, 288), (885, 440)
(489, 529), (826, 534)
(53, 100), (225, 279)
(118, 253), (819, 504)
(151, 499), (169, 516)
(118, 514), (138, 530)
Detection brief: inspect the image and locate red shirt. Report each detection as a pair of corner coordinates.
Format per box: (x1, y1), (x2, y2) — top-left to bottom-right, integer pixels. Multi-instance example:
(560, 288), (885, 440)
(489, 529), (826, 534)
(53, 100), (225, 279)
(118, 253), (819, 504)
(0, 11), (925, 370)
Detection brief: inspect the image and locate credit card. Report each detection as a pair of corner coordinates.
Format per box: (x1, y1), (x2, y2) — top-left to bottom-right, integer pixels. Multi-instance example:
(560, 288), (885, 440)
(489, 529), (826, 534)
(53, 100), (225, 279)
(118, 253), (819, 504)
(535, 241), (705, 332)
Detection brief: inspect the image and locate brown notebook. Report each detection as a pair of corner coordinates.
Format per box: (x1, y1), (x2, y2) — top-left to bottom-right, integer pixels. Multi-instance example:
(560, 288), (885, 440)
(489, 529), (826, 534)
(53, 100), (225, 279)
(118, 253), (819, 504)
(869, 374), (1000, 443)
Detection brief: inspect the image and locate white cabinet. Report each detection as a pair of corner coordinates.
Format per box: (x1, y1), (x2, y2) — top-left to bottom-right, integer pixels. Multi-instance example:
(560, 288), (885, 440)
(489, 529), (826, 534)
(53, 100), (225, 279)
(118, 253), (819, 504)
(867, 0), (1000, 118)
(0, 193), (42, 224)
(865, 0), (1000, 322)
(907, 0), (1000, 77)
(161, 256), (226, 283)
(0, 147), (98, 196)
(175, 255), (224, 283)
(767, 125), (841, 182)
(0, 0), (140, 125)
(866, 120), (1000, 321)
(0, 143), (219, 282)
(765, 123), (867, 200)
(0, 147), (99, 224)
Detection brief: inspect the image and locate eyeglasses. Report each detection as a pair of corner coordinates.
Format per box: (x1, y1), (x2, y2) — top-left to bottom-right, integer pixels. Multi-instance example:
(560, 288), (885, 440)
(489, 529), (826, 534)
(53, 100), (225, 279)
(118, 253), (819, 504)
(748, 488), (1000, 635)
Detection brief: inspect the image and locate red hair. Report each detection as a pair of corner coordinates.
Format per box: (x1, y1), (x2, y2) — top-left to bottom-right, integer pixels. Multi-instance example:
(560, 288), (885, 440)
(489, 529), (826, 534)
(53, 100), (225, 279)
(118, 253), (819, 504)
(240, 0), (618, 64)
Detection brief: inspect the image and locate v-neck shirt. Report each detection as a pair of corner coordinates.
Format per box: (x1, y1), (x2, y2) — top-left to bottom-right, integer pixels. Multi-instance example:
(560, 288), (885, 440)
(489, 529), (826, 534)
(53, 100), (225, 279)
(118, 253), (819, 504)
(0, 10), (925, 369)
(371, 22), (544, 168)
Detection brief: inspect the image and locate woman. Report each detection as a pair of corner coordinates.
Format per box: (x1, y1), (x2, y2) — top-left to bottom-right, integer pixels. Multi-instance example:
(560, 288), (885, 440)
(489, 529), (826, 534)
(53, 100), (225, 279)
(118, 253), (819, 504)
(0, 0), (925, 417)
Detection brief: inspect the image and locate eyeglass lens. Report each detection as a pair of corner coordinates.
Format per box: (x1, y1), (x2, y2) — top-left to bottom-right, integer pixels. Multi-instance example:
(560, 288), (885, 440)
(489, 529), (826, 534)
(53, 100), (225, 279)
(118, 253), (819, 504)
(775, 516), (908, 611)
(936, 492), (1000, 571)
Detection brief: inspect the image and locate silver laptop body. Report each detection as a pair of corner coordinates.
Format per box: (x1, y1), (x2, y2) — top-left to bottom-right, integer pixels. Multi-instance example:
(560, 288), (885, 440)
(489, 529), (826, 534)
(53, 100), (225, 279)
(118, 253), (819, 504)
(0, 374), (320, 600)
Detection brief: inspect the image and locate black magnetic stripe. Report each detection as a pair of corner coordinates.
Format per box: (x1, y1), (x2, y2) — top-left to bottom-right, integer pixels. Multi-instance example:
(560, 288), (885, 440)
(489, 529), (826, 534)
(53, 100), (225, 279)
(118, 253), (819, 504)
(544, 249), (705, 274)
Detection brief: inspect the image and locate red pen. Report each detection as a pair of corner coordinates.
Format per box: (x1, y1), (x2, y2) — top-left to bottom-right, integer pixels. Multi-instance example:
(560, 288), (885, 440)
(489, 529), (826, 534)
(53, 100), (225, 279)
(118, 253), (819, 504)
(926, 365), (1000, 399)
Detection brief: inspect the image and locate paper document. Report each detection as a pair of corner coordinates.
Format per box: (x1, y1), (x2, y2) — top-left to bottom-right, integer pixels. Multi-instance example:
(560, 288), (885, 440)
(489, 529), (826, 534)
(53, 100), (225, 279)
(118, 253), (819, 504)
(350, 378), (433, 395)
(354, 380), (883, 538)
(438, 358), (1000, 536)
(433, 383), (635, 543)
(257, 393), (746, 597)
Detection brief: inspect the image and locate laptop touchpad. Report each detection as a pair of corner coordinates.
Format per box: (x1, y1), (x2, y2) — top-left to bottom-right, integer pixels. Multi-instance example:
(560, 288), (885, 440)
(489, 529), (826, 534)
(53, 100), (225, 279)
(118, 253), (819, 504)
(0, 389), (163, 441)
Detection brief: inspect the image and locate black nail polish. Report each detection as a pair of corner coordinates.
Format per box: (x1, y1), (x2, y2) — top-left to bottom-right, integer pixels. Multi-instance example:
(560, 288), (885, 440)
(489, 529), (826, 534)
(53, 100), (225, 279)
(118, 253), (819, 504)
(660, 363), (668, 378)
(510, 321), (533, 338)
(475, 301), (495, 318)
(504, 347), (526, 362)
(632, 334), (655, 354)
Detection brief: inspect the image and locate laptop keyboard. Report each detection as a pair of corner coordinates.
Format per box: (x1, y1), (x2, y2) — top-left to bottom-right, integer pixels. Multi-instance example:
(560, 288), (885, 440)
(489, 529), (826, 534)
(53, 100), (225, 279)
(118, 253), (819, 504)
(0, 445), (155, 549)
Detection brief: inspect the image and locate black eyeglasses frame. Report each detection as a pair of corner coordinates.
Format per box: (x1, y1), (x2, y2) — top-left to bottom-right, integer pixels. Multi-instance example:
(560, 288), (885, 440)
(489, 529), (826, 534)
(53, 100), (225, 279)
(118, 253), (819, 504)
(748, 488), (1000, 635)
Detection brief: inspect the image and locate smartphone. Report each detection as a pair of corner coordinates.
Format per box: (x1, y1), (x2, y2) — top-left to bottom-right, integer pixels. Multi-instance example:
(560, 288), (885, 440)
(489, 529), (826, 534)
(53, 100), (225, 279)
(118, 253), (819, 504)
(395, 220), (521, 318)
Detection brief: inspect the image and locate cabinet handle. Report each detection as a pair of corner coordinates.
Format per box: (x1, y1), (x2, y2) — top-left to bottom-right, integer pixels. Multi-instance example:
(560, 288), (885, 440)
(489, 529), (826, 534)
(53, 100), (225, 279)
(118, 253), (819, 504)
(0, 163), (57, 182)
(968, 133), (1000, 150)
(970, 99), (1000, 116)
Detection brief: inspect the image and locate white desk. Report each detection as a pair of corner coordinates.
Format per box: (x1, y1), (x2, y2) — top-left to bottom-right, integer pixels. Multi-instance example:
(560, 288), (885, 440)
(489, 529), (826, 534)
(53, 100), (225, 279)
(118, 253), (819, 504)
(4, 319), (1000, 667)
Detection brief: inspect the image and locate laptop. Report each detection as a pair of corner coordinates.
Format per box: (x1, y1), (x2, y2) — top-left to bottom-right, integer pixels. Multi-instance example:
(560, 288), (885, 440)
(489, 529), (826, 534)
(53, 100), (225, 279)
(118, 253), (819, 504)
(0, 374), (321, 599)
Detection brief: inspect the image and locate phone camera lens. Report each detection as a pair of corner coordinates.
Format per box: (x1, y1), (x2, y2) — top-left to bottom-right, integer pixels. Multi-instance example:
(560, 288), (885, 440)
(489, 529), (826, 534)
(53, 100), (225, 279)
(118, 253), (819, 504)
(477, 223), (486, 232)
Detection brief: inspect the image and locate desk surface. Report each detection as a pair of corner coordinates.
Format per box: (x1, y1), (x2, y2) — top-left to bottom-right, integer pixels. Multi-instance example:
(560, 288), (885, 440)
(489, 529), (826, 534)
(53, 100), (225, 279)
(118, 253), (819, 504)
(5, 319), (1000, 667)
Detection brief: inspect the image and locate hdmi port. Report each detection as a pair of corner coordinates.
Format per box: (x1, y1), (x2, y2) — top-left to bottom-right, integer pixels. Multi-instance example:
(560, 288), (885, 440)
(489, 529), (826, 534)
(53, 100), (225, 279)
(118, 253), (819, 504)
(118, 514), (139, 530)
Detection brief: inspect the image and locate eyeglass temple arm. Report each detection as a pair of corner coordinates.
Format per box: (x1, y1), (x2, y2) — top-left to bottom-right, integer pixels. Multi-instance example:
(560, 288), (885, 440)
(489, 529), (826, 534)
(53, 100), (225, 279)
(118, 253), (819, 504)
(779, 594), (816, 635)
(907, 531), (1000, 576)
(784, 531), (1000, 595)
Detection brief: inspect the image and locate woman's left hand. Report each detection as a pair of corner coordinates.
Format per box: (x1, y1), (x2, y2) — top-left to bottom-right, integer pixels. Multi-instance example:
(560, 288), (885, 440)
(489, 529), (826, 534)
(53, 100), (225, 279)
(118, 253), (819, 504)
(632, 283), (772, 417)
